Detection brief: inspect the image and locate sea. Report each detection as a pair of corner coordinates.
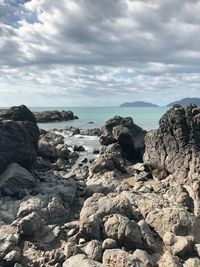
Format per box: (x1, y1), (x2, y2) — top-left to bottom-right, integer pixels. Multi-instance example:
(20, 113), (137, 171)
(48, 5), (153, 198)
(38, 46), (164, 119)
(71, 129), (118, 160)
(31, 107), (169, 131)
(30, 107), (169, 158)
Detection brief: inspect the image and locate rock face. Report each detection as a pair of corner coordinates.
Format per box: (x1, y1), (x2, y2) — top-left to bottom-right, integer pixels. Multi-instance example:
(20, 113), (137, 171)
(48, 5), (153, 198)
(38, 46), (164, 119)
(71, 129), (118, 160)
(144, 104), (200, 183)
(34, 110), (78, 123)
(100, 116), (146, 162)
(0, 105), (39, 174)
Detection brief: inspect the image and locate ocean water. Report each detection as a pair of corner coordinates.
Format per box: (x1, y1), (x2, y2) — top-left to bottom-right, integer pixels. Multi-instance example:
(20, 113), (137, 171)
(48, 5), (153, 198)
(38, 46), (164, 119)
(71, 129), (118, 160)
(31, 107), (169, 131)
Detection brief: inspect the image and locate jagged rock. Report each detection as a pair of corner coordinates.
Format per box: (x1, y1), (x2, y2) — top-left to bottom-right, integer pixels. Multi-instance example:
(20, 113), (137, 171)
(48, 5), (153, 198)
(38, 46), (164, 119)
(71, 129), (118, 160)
(34, 110), (78, 123)
(62, 254), (104, 267)
(100, 116), (146, 162)
(103, 214), (142, 249)
(79, 193), (134, 240)
(138, 219), (158, 251)
(0, 163), (36, 197)
(144, 104), (200, 183)
(84, 240), (103, 261)
(0, 106), (39, 174)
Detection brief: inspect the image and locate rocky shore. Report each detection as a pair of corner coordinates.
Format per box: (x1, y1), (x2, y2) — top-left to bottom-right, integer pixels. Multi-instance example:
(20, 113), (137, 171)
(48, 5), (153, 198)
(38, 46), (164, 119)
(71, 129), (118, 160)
(0, 106), (78, 123)
(0, 104), (200, 266)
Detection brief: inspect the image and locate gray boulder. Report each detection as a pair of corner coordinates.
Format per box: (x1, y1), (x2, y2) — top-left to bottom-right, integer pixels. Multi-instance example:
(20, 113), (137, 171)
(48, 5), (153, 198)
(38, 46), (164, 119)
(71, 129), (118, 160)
(0, 163), (36, 196)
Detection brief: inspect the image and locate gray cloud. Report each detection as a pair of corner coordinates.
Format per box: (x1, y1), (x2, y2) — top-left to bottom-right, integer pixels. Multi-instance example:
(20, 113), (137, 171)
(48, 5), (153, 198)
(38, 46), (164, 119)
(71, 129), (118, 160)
(0, 0), (200, 106)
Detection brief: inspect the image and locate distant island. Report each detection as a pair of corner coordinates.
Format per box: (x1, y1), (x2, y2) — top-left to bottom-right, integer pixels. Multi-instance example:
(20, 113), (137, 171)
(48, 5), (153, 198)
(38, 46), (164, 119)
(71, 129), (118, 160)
(120, 101), (159, 107)
(167, 97), (200, 107)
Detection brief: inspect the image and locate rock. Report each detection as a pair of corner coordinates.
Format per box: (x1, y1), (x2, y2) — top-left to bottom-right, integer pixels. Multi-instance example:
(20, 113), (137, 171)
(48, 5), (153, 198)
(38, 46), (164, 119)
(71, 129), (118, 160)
(17, 211), (43, 236)
(38, 131), (70, 161)
(183, 258), (200, 267)
(81, 128), (101, 136)
(0, 105), (39, 174)
(100, 116), (147, 162)
(138, 219), (158, 251)
(0, 163), (36, 197)
(138, 196), (200, 242)
(80, 193), (134, 240)
(62, 254), (104, 267)
(158, 251), (183, 267)
(89, 155), (125, 175)
(0, 226), (20, 258)
(103, 214), (142, 249)
(163, 232), (193, 257)
(84, 240), (103, 261)
(74, 145), (85, 152)
(102, 239), (117, 250)
(63, 242), (82, 259)
(194, 243), (200, 257)
(4, 249), (21, 264)
(103, 249), (149, 267)
(133, 249), (154, 267)
(0, 105), (36, 123)
(144, 104), (200, 183)
(34, 110), (78, 123)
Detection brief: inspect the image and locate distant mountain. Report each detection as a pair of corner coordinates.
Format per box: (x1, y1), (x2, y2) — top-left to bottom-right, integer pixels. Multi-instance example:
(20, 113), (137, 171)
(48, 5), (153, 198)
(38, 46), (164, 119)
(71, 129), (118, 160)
(167, 98), (200, 107)
(120, 101), (159, 107)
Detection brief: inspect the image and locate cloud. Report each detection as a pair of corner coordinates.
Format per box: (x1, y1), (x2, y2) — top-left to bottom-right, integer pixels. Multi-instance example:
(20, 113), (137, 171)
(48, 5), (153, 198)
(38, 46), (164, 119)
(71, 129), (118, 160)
(0, 0), (200, 106)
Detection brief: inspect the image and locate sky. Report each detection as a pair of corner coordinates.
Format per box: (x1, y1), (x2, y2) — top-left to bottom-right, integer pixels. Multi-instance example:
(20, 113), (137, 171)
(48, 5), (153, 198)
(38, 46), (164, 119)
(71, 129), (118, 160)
(0, 0), (200, 107)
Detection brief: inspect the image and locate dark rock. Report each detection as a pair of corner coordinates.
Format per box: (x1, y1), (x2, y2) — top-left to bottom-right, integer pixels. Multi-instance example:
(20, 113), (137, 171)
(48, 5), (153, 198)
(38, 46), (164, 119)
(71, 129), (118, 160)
(144, 104), (200, 183)
(100, 116), (146, 162)
(0, 106), (39, 174)
(34, 110), (78, 123)
(74, 145), (85, 152)
(81, 128), (101, 136)
(0, 105), (36, 123)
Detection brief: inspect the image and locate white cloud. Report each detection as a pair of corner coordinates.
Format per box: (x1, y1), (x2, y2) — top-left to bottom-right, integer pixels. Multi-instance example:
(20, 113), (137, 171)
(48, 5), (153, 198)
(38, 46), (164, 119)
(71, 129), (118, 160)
(0, 0), (200, 106)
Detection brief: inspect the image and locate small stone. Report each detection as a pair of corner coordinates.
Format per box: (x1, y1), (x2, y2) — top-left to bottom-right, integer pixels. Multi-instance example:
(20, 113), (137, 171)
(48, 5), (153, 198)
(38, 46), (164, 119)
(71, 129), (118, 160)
(4, 250), (21, 263)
